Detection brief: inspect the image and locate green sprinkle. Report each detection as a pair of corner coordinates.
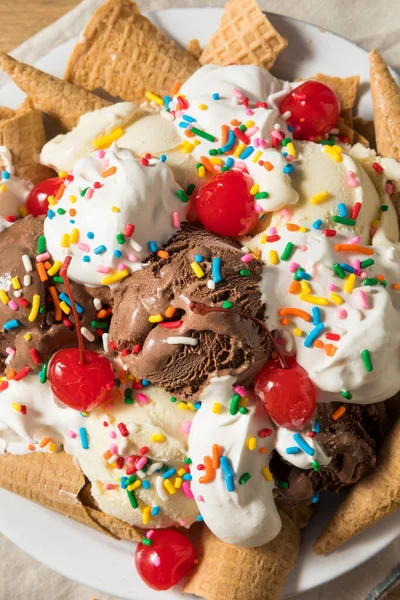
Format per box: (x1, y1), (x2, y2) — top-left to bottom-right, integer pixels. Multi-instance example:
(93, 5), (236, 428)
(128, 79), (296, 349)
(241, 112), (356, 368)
(360, 259), (374, 269)
(332, 216), (356, 226)
(39, 362), (48, 384)
(278, 481), (289, 489)
(221, 166), (230, 171)
(37, 235), (46, 254)
(90, 320), (109, 329)
(281, 137), (292, 146)
(177, 189), (189, 203)
(380, 280), (387, 287)
(333, 263), (346, 279)
(311, 461), (320, 472)
(239, 472), (251, 485)
(126, 475), (137, 486)
(254, 192), (269, 199)
(222, 301), (233, 309)
(124, 388), (132, 397)
(124, 396), (134, 404)
(57, 208), (66, 215)
(230, 393), (241, 416)
(189, 126), (215, 142)
(239, 124), (247, 132)
(216, 148), (223, 155)
(186, 184), (195, 196)
(114, 378), (121, 388)
(184, 457), (192, 465)
(127, 490), (138, 509)
(281, 242), (294, 262)
(361, 349), (373, 372)
(209, 149), (218, 156)
(240, 269), (251, 277)
(381, 205), (389, 212)
(116, 233), (125, 244)
(39, 306), (45, 314)
(170, 396), (177, 403)
(341, 390), (352, 400)
(80, 187), (89, 197)
(318, 135), (335, 146)
(161, 465), (168, 473)
(141, 537), (152, 546)
(141, 464), (149, 472)
(239, 406), (249, 415)
(363, 278), (378, 286)
(53, 276), (64, 283)
(196, 163), (203, 169)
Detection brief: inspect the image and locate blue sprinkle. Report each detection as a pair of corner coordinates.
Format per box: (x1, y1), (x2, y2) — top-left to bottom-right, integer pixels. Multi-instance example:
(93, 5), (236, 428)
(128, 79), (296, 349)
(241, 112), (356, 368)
(69, 219), (75, 224)
(304, 323), (324, 348)
(151, 506), (160, 516)
(340, 263), (356, 273)
(286, 447), (300, 454)
(226, 157), (234, 168)
(2, 171), (10, 180)
(196, 515), (204, 522)
(194, 402), (201, 410)
(312, 307), (321, 326)
(94, 245), (106, 255)
(142, 378), (150, 387)
(47, 210), (55, 219)
(282, 152), (288, 157)
(83, 256), (90, 262)
(212, 257), (222, 283)
(212, 93), (219, 100)
(283, 164), (294, 174)
(120, 477), (128, 490)
(113, 249), (122, 258)
(338, 203), (348, 217)
(220, 129), (236, 153)
(142, 480), (151, 489)
(59, 293), (83, 314)
(4, 319), (20, 331)
(160, 154), (167, 162)
(194, 254), (203, 263)
(220, 456), (234, 479)
(313, 219), (323, 230)
(288, 125), (294, 132)
(163, 96), (171, 109)
(79, 427), (89, 450)
(312, 420), (321, 434)
(179, 121), (189, 129)
(293, 433), (315, 456)
(239, 145), (254, 160)
(183, 114), (196, 123)
(162, 468), (176, 479)
(87, 232), (94, 239)
(182, 473), (192, 481)
(149, 241), (158, 253)
(297, 269), (311, 281)
(225, 476), (235, 492)
(311, 492), (320, 504)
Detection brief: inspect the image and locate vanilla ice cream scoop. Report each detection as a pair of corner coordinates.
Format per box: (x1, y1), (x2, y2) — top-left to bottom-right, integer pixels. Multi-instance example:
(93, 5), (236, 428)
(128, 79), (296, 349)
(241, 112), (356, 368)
(43, 145), (188, 287)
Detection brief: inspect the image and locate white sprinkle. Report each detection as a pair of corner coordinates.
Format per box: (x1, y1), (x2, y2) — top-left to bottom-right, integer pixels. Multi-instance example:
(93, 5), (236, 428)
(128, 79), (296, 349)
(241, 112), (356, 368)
(207, 279), (216, 290)
(37, 193), (47, 201)
(156, 475), (168, 501)
(23, 275), (31, 286)
(274, 123), (281, 130)
(102, 333), (110, 354)
(231, 96), (240, 106)
(241, 246), (249, 253)
(136, 469), (147, 479)
(146, 462), (163, 475)
(81, 327), (95, 342)
(5, 354), (13, 364)
(13, 290), (22, 298)
(167, 336), (198, 346)
(93, 298), (102, 311)
(160, 109), (175, 121)
(281, 110), (291, 121)
(118, 439), (129, 455)
(129, 239), (143, 253)
(108, 454), (118, 464)
(22, 255), (32, 272)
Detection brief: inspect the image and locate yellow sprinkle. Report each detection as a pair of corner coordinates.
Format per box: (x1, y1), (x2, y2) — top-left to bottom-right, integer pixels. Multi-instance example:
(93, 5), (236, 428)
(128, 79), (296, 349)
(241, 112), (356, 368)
(198, 104), (208, 110)
(247, 436), (257, 451)
(24, 333), (32, 341)
(164, 479), (176, 495)
(252, 150), (263, 163)
(268, 250), (279, 265)
(60, 301), (71, 315)
(19, 206), (27, 218)
(245, 120), (255, 128)
(239, 396), (248, 408)
(286, 142), (297, 158)
(49, 443), (57, 453)
(212, 402), (221, 414)
(111, 206), (120, 213)
(299, 226), (307, 233)
(58, 171), (67, 178)
(333, 145), (343, 154)
(344, 273), (356, 294)
(293, 328), (303, 337)
(0, 290), (9, 304)
(198, 165), (206, 178)
(108, 416), (115, 424)
(262, 467), (273, 481)
(178, 401), (188, 410)
(127, 480), (142, 492)
(298, 293), (329, 306)
(177, 468), (186, 477)
(60, 234), (70, 248)
(145, 91), (164, 106)
(93, 127), (124, 150)
(181, 141), (194, 154)
(324, 146), (342, 162)
(372, 219), (380, 229)
(260, 234), (267, 245)
(193, 139), (200, 147)
(174, 477), (183, 489)
(330, 292), (344, 305)
(69, 195), (77, 203)
(151, 433), (166, 443)
(311, 191), (330, 205)
(148, 314), (163, 323)
(28, 294), (40, 322)
(101, 269), (129, 285)
(191, 262), (205, 279)
(47, 195), (56, 206)
(300, 280), (311, 294)
(11, 402), (22, 412)
(142, 506), (151, 525)
(11, 277), (21, 290)
(81, 411), (88, 417)
(187, 402), (195, 411)
(234, 143), (246, 158)
(47, 261), (62, 276)
(210, 158), (223, 165)
(250, 184), (260, 195)
(0, 184), (6, 192)
(70, 228), (80, 244)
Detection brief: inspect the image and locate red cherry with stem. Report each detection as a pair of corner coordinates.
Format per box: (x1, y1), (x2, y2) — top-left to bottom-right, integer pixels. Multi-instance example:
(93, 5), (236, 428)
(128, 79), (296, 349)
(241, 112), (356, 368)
(195, 170), (258, 237)
(135, 530), (196, 591)
(48, 256), (115, 411)
(26, 177), (64, 217)
(254, 355), (316, 430)
(279, 81), (340, 140)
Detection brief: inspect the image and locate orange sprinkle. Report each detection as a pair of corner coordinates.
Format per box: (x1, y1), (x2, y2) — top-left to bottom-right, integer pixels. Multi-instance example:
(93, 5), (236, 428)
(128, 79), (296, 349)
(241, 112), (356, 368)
(325, 343), (338, 357)
(69, 208), (77, 217)
(102, 166), (117, 178)
(49, 286), (62, 321)
(36, 262), (48, 282)
(200, 156), (216, 174)
(230, 119), (240, 126)
(97, 309), (108, 319)
(185, 129), (195, 138)
(314, 340), (325, 349)
(103, 450), (112, 460)
(392, 284), (400, 290)
(286, 223), (299, 232)
(165, 305), (176, 318)
(157, 250), (169, 259)
(28, 444), (35, 451)
(259, 447), (268, 454)
(55, 183), (66, 201)
(221, 124), (229, 146)
(6, 369), (16, 380)
(212, 444), (221, 469)
(171, 81), (182, 95)
(331, 405), (346, 421)
(44, 261), (52, 270)
(39, 437), (51, 448)
(334, 244), (374, 255)
(279, 307), (312, 322)
(281, 318), (290, 326)
(199, 455), (216, 484)
(264, 161), (274, 171)
(288, 280), (300, 294)
(376, 274), (384, 282)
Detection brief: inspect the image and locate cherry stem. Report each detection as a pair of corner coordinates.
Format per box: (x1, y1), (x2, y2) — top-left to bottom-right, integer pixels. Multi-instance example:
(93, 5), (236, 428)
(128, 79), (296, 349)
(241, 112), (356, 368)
(60, 256), (85, 365)
(189, 301), (288, 369)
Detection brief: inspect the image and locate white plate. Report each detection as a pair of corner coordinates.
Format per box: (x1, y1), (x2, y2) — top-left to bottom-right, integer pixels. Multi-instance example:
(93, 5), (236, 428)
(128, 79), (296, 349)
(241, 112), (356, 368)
(1, 7), (400, 600)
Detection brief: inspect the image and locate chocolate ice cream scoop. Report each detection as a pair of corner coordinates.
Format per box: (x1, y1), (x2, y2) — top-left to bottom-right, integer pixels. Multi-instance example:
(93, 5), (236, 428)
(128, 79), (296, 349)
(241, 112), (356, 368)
(109, 223), (271, 399)
(0, 216), (107, 373)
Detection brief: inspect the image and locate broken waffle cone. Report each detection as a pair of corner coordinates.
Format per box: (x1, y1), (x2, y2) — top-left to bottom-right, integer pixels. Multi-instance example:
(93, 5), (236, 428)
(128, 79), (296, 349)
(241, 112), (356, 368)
(370, 49), (400, 161)
(314, 418), (400, 555)
(0, 451), (141, 542)
(183, 511), (300, 600)
(0, 104), (54, 184)
(64, 0), (199, 104)
(0, 52), (110, 131)
(199, 0), (287, 71)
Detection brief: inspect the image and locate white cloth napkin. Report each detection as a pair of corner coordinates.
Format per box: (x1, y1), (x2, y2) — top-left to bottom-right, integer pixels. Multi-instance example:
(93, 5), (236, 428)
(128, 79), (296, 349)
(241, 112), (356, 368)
(1, 1), (400, 599)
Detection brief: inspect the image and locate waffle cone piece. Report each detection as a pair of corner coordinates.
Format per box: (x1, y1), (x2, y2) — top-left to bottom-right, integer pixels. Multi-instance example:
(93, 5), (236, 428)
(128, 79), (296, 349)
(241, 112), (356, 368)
(199, 0), (287, 71)
(64, 0), (199, 104)
(370, 49), (400, 161)
(0, 52), (110, 131)
(0, 451), (141, 541)
(314, 418), (400, 555)
(183, 511), (300, 600)
(0, 102), (54, 184)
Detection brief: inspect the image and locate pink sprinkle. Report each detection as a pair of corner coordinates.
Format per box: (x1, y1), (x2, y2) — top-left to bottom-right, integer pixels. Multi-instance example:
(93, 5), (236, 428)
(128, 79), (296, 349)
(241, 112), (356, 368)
(97, 150), (106, 159)
(104, 483), (117, 490)
(78, 243), (90, 252)
(136, 456), (147, 470)
(269, 227), (277, 235)
(280, 208), (291, 218)
(235, 160), (247, 171)
(245, 109), (254, 116)
(285, 154), (294, 162)
(260, 139), (268, 149)
(241, 253), (253, 263)
(245, 126), (258, 137)
(183, 421), (192, 434)
(349, 236), (360, 245)
(328, 284), (336, 291)
(214, 165), (222, 172)
(196, 495), (204, 502)
(110, 444), (118, 454)
(128, 253), (139, 262)
(300, 245), (308, 251)
(271, 130), (284, 140)
(36, 252), (50, 262)
(97, 266), (111, 273)
(357, 289), (369, 309)
(255, 204), (264, 213)
(289, 262), (299, 273)
(234, 385), (246, 397)
(337, 309), (347, 319)
(85, 188), (94, 199)
(8, 300), (18, 311)
(67, 430), (77, 439)
(360, 271), (368, 280)
(153, 557), (161, 567)
(5, 347), (15, 356)
(352, 259), (361, 275)
(110, 431), (117, 440)
(117, 263), (127, 271)
(182, 481), (194, 499)
(126, 456), (136, 464)
(254, 137), (260, 148)
(172, 211), (181, 229)
(232, 87), (243, 99)
(347, 171), (359, 187)
(146, 529), (155, 539)
(386, 182), (394, 195)
(137, 393), (149, 404)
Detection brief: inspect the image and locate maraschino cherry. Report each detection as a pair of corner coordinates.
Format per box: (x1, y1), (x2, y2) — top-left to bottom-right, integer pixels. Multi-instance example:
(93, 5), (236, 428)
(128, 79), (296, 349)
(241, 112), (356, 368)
(135, 530), (196, 591)
(279, 81), (340, 140)
(48, 256), (115, 411)
(189, 301), (316, 430)
(195, 170), (258, 237)
(26, 177), (64, 217)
